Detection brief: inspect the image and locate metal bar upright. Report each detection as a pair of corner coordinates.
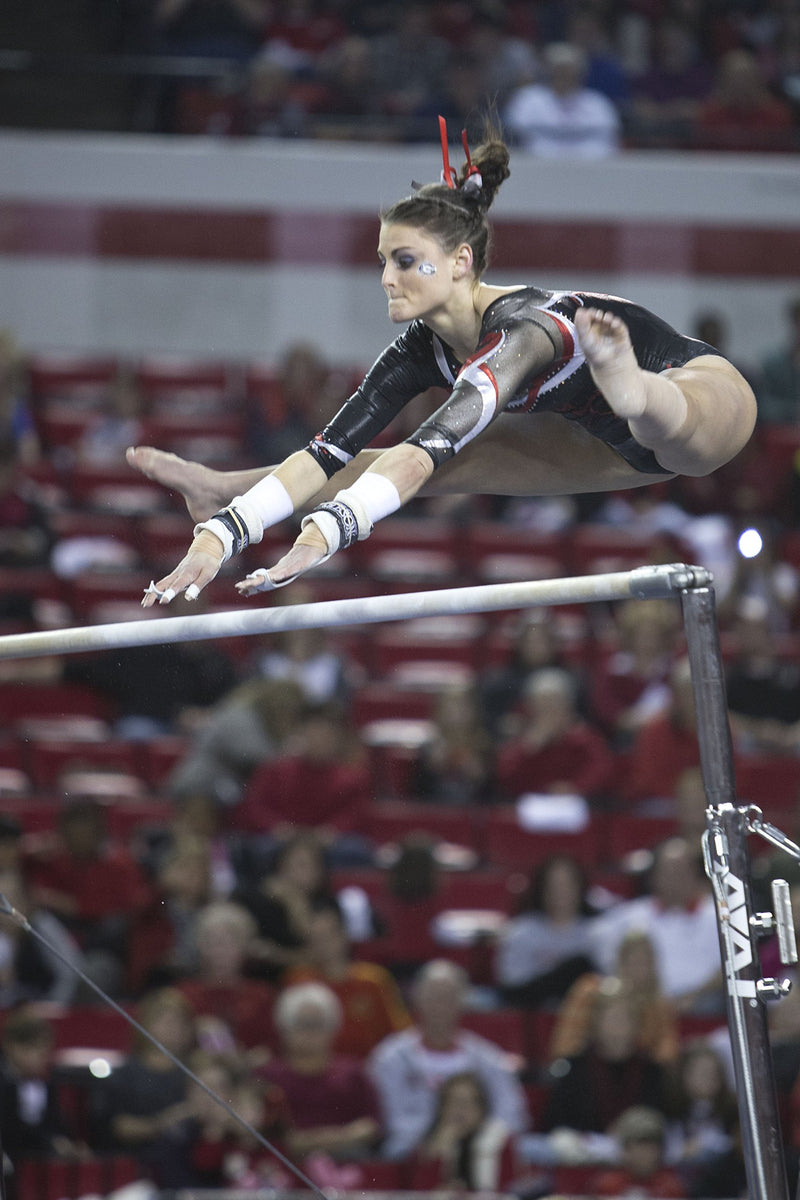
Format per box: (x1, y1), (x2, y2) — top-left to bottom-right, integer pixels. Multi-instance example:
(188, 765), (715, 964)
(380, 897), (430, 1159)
(681, 582), (789, 1200)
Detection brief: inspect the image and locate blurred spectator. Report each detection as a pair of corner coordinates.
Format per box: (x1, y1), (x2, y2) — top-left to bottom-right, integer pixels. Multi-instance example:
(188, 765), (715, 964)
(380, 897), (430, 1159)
(504, 41), (621, 157)
(412, 53), (494, 146)
(168, 677), (306, 805)
(0, 1008), (86, 1168)
(0, 330), (39, 467)
(589, 1105), (686, 1197)
(150, 0), (270, 60)
(245, 343), (353, 465)
(176, 899), (276, 1062)
(314, 35), (381, 126)
(76, 366), (146, 465)
(260, 981), (382, 1165)
(127, 835), (214, 994)
(412, 680), (495, 805)
(283, 897), (411, 1058)
(235, 831), (333, 982)
(549, 929), (680, 1066)
(630, 18), (713, 145)
(93, 986), (195, 1170)
(142, 1048), (288, 1189)
(234, 703), (373, 862)
(252, 583), (358, 708)
(0, 435), (53, 570)
(27, 799), (152, 998)
(479, 610), (584, 740)
(238, 53), (309, 137)
(0, 869), (84, 1007)
(540, 989), (668, 1136)
(63, 623), (239, 741)
(138, 790), (238, 898)
(370, 3), (451, 122)
(758, 295), (800, 424)
(672, 765), (711, 844)
(494, 854), (598, 1008)
(466, 1), (538, 106)
(264, 0), (345, 73)
(589, 598), (681, 747)
(589, 837), (723, 1015)
(219, 1070), (292, 1189)
(724, 595), (800, 755)
(410, 1071), (518, 1192)
(496, 667), (615, 803)
(694, 48), (795, 152)
(368, 959), (529, 1160)
(623, 658), (701, 805)
(662, 1041), (739, 1186)
(567, 4), (630, 105)
(366, 835), (445, 980)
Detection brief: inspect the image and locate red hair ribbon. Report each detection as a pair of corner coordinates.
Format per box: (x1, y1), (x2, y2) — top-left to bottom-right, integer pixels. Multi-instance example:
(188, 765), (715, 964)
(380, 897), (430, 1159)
(439, 115), (482, 190)
(439, 115), (458, 188)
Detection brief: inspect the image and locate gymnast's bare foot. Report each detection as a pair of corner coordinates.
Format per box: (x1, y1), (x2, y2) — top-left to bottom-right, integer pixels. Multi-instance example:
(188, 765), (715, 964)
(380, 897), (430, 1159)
(125, 446), (225, 523)
(575, 307), (647, 420)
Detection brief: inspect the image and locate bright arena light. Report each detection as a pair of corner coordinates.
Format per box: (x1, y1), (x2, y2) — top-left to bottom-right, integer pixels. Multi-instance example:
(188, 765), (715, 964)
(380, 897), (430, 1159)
(89, 1057), (113, 1078)
(738, 528), (763, 558)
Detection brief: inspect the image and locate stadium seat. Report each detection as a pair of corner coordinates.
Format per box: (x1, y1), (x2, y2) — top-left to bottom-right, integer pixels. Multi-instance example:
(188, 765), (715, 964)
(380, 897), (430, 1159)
(484, 806), (600, 869)
(15, 1157), (140, 1200)
(0, 682), (113, 723)
(27, 353), (118, 402)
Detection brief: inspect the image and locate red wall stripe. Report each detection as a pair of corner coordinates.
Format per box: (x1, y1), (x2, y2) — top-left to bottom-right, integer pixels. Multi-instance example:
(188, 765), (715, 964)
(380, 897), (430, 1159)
(1, 200), (798, 277)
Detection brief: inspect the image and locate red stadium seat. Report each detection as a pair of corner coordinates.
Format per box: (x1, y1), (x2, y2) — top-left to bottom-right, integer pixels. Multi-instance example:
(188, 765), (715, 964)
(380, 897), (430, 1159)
(568, 525), (657, 575)
(21, 739), (140, 789)
(484, 805), (600, 869)
(27, 353), (119, 402)
(0, 682), (114, 723)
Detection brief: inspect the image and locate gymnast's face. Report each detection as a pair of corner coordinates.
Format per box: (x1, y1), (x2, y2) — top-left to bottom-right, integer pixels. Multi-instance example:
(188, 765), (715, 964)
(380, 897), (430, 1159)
(378, 222), (463, 324)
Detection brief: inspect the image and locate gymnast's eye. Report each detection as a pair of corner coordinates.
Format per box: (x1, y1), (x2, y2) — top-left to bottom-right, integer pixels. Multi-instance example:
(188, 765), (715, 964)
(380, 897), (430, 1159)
(377, 254), (386, 268)
(396, 255), (415, 271)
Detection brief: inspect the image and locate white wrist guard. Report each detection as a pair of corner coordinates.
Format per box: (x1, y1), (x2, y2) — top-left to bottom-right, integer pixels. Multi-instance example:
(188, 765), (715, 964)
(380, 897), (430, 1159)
(301, 487), (373, 556)
(300, 474), (402, 557)
(194, 475), (294, 563)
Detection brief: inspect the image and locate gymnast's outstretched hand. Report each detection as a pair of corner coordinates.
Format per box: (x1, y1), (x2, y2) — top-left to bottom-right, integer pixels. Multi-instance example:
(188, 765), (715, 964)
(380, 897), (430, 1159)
(236, 522), (330, 595)
(141, 529), (225, 607)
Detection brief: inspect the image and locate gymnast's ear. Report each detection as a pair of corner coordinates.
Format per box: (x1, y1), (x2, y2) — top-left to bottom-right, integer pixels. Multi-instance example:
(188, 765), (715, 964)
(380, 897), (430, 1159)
(452, 242), (474, 279)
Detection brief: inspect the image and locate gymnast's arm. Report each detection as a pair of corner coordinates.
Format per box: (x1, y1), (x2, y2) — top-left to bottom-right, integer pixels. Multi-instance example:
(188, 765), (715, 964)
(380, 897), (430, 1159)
(141, 326), (439, 605)
(254, 315), (562, 591)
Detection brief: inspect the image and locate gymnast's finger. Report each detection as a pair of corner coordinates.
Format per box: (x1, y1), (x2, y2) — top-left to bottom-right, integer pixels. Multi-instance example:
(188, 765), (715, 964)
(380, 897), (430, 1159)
(142, 548), (223, 607)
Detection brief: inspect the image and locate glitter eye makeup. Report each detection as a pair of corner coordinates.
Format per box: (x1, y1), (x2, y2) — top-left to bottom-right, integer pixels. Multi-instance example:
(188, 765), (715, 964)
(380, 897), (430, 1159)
(418, 262), (437, 275)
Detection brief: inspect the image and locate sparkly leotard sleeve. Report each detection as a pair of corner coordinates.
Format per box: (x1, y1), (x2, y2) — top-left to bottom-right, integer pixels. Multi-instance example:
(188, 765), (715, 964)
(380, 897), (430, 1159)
(305, 288), (720, 478)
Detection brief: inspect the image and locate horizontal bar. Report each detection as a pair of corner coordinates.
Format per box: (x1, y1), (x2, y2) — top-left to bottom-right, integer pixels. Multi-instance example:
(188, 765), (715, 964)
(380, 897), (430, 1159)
(0, 563), (710, 661)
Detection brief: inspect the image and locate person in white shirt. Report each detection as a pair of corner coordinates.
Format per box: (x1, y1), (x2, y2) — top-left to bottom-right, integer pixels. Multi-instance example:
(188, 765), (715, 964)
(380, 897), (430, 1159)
(367, 959), (529, 1160)
(589, 836), (724, 1014)
(504, 41), (621, 158)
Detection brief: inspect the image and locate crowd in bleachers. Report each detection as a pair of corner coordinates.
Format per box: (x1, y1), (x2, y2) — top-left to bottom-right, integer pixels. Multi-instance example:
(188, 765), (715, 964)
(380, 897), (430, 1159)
(94, 0), (800, 148)
(1, 310), (800, 1198)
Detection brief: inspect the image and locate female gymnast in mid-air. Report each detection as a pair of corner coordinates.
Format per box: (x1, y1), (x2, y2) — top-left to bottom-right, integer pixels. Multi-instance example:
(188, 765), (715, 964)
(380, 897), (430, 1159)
(133, 119), (756, 608)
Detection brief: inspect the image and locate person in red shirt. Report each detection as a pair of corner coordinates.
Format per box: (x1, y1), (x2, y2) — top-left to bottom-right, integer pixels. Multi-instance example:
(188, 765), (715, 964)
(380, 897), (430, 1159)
(27, 799), (152, 996)
(234, 703), (373, 856)
(176, 900), (276, 1065)
(259, 981), (382, 1169)
(694, 48), (795, 152)
(623, 657), (702, 804)
(496, 667), (614, 803)
(282, 898), (411, 1059)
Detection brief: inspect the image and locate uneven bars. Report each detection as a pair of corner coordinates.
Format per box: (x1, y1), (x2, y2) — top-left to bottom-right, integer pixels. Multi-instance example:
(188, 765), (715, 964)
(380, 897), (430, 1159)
(0, 562), (711, 661)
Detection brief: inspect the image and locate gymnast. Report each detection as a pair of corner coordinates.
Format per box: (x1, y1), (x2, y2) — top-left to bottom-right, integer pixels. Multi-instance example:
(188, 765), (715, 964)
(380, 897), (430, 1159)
(133, 119), (756, 607)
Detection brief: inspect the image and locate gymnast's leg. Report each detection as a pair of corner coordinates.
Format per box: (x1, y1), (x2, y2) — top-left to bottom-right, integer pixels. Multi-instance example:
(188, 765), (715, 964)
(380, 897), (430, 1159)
(125, 444), (389, 522)
(574, 307), (757, 477)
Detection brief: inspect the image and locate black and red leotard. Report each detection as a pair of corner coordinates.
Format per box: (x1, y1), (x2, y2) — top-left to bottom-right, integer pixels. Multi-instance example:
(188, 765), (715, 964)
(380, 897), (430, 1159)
(305, 288), (720, 480)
